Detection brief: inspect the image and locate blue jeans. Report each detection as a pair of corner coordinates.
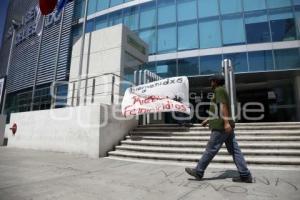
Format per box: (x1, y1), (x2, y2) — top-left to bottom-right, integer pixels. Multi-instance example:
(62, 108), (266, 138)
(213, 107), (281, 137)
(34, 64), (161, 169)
(196, 130), (251, 177)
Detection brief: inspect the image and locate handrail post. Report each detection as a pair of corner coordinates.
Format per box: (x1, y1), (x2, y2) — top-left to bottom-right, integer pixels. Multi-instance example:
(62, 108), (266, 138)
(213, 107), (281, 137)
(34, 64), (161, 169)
(111, 75), (115, 105)
(71, 82), (75, 106)
(91, 78), (95, 104)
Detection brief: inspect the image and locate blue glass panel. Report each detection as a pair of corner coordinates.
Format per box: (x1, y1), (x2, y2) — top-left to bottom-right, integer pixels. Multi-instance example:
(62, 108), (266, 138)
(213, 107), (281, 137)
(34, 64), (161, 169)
(223, 53), (248, 72)
(178, 57), (199, 76)
(97, 0), (109, 11)
(296, 7), (300, 38)
(248, 51), (274, 71)
(267, 0), (292, 9)
(72, 24), (82, 38)
(139, 28), (156, 54)
(178, 0), (197, 21)
(143, 62), (156, 73)
(219, 0), (242, 14)
(270, 8), (296, 41)
(178, 21), (198, 51)
(294, 0), (300, 5)
(198, 0), (219, 18)
(140, 2), (156, 29)
(245, 11), (271, 43)
(222, 15), (246, 45)
(108, 11), (122, 26)
(157, 25), (177, 53)
(123, 7), (139, 30)
(95, 15), (107, 30)
(200, 55), (222, 75)
(110, 0), (123, 7)
(158, 0), (176, 25)
(86, 20), (94, 33)
(243, 0), (266, 11)
(199, 18), (221, 48)
(88, 0), (97, 15)
(156, 60), (177, 78)
(274, 48), (300, 69)
(74, 0), (84, 19)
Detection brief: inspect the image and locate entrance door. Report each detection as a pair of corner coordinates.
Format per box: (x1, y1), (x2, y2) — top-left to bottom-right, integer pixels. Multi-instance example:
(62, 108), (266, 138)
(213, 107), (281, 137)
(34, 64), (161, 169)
(237, 89), (270, 122)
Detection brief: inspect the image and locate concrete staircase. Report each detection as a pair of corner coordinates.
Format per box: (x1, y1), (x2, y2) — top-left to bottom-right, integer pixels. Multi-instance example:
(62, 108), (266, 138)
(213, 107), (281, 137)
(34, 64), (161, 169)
(107, 122), (300, 169)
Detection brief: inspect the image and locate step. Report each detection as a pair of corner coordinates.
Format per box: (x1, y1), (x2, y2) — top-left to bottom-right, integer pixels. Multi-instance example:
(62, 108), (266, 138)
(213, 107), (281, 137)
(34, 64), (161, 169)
(139, 122), (300, 127)
(121, 140), (300, 149)
(115, 145), (300, 156)
(130, 131), (300, 136)
(108, 150), (300, 165)
(106, 156), (300, 171)
(134, 126), (300, 131)
(125, 135), (300, 141)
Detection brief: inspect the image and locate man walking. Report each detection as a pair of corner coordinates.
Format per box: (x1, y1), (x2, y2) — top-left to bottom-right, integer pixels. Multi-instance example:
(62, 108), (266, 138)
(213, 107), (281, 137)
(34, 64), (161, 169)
(185, 74), (252, 183)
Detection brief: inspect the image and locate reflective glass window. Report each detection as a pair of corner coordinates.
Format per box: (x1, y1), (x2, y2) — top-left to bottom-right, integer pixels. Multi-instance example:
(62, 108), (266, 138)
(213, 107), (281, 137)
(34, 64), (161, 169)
(198, 0), (219, 18)
(123, 7), (139, 30)
(294, 6), (300, 38)
(267, 0), (292, 9)
(156, 60), (177, 78)
(178, 57), (199, 76)
(199, 17), (221, 48)
(158, 0), (176, 25)
(270, 8), (297, 41)
(157, 25), (177, 53)
(245, 11), (271, 43)
(143, 62), (156, 73)
(243, 0), (266, 11)
(178, 0), (197, 21)
(97, 0), (109, 11)
(178, 21), (198, 51)
(95, 15), (107, 30)
(110, 0), (123, 7)
(274, 48), (300, 69)
(139, 28), (156, 54)
(200, 55), (222, 75)
(72, 24), (82, 39)
(88, 0), (97, 15)
(74, 0), (84, 19)
(219, 0), (242, 15)
(224, 53), (248, 72)
(86, 20), (94, 33)
(222, 14), (246, 45)
(294, 0), (300, 5)
(248, 51), (274, 71)
(140, 2), (156, 29)
(108, 11), (122, 26)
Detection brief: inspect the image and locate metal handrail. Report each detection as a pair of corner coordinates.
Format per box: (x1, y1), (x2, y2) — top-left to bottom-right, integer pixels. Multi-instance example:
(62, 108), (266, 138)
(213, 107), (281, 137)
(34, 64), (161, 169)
(51, 72), (134, 108)
(68, 72), (131, 83)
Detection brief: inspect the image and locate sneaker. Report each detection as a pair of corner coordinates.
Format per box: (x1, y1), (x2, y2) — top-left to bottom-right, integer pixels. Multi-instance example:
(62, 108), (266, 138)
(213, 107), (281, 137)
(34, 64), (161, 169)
(185, 167), (203, 180)
(232, 175), (253, 183)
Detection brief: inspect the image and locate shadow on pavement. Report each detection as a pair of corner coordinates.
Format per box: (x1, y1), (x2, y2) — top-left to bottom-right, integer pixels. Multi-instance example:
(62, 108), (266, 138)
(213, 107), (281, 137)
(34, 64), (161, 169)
(188, 170), (239, 181)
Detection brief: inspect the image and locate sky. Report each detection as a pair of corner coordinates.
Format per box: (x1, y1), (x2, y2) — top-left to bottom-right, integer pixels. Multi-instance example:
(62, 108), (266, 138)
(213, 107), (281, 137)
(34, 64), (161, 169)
(0, 0), (9, 49)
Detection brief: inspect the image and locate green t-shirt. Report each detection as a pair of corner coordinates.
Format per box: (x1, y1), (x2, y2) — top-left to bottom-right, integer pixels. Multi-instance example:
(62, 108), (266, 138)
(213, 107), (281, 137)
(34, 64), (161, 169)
(208, 86), (235, 130)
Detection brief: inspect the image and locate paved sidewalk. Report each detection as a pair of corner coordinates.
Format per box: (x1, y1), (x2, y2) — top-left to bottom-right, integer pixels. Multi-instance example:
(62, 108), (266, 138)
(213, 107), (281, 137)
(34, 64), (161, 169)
(0, 147), (299, 200)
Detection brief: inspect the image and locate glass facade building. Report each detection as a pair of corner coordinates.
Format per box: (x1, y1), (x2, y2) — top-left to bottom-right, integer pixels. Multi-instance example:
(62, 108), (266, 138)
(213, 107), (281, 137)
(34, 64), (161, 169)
(1, 0), (299, 122)
(71, 0), (300, 122)
(0, 0), (73, 117)
(72, 0), (300, 76)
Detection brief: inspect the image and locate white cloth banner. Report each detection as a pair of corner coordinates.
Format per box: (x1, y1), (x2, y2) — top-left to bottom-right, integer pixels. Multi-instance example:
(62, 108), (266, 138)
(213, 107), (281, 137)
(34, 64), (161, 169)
(122, 76), (190, 117)
(0, 78), (5, 105)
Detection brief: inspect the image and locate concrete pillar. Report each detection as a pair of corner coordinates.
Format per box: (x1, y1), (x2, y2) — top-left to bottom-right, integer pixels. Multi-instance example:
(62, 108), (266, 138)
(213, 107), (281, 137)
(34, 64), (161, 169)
(295, 76), (300, 122)
(0, 115), (6, 145)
